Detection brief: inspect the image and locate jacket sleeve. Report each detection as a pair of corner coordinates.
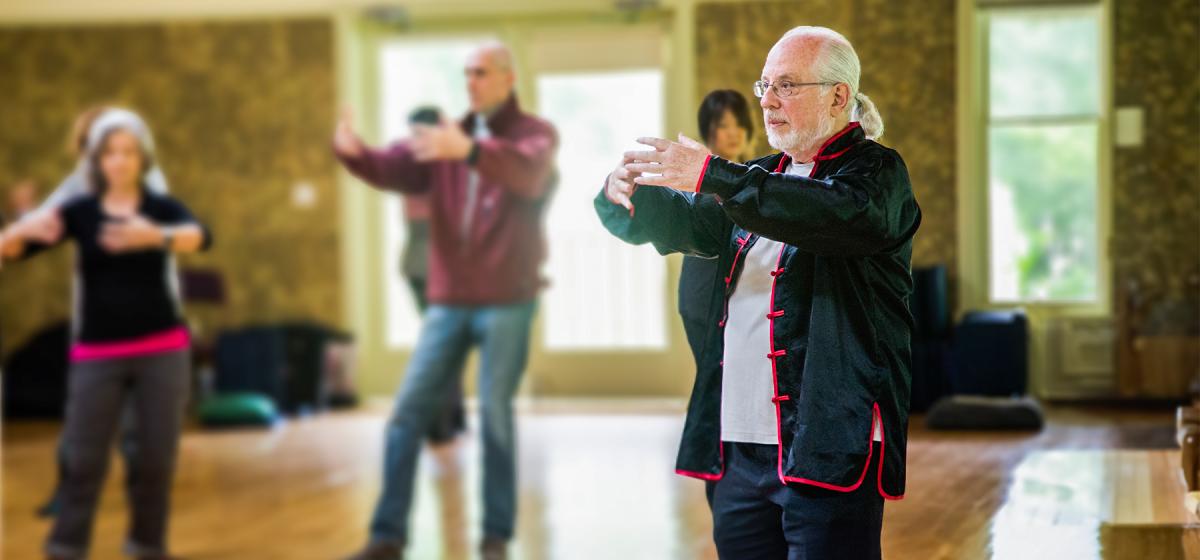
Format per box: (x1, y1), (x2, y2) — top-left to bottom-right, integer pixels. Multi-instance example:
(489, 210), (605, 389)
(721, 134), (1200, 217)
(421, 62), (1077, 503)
(593, 180), (727, 258)
(474, 121), (558, 199)
(334, 140), (433, 194)
(697, 151), (921, 256)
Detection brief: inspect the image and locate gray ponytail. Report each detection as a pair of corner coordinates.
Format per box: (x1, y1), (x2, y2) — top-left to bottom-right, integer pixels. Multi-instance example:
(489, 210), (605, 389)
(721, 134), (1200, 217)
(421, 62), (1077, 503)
(782, 26), (886, 141)
(853, 92), (884, 141)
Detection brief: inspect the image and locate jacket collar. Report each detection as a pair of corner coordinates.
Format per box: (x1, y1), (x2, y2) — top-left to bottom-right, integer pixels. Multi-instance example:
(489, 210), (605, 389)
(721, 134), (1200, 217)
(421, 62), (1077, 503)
(773, 121), (864, 172)
(461, 94), (522, 133)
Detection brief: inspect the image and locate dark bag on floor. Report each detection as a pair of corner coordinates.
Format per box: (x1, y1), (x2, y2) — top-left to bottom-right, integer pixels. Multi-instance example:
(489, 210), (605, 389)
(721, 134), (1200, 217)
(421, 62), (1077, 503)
(3, 322), (70, 419)
(910, 265), (952, 411)
(950, 310), (1029, 396)
(213, 327), (286, 400)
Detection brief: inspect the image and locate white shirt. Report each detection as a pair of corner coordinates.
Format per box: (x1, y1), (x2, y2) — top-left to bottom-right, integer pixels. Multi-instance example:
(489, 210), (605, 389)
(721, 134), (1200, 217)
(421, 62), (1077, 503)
(461, 114), (491, 241)
(720, 160), (881, 444)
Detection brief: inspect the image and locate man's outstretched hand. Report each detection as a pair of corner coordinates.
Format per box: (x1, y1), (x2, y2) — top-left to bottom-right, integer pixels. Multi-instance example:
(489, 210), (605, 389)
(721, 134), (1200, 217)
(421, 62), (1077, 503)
(411, 118), (474, 162)
(623, 134), (711, 192)
(604, 152), (644, 214)
(333, 107), (364, 159)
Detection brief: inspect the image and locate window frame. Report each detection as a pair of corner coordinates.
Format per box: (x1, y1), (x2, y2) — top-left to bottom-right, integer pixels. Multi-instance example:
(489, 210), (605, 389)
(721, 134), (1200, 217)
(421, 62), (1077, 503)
(957, 0), (1114, 316)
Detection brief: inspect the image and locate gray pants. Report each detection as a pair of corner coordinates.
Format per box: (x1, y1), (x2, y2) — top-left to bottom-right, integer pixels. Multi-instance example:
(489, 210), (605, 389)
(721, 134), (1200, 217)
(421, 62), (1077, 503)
(46, 349), (190, 559)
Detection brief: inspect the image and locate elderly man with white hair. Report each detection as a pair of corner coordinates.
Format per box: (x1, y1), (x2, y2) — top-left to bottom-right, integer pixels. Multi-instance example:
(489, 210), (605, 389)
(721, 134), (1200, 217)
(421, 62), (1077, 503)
(336, 41), (558, 560)
(596, 26), (921, 558)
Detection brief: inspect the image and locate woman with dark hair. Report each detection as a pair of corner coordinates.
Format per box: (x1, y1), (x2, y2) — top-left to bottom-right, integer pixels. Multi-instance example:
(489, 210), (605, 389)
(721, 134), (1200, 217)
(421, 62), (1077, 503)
(680, 89), (754, 368)
(0, 110), (211, 560)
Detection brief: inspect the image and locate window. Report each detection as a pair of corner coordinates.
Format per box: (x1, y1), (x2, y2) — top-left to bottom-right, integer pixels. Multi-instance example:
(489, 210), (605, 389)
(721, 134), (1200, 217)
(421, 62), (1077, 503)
(983, 6), (1104, 303)
(536, 70), (668, 350)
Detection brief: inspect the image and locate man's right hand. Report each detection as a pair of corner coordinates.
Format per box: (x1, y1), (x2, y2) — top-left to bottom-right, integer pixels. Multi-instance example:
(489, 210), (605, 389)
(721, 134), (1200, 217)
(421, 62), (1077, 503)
(333, 107), (364, 159)
(605, 154), (641, 214)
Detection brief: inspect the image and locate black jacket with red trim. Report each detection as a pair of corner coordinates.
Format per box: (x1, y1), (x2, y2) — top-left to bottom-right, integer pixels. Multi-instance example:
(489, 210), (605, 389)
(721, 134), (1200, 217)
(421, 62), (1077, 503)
(594, 122), (921, 499)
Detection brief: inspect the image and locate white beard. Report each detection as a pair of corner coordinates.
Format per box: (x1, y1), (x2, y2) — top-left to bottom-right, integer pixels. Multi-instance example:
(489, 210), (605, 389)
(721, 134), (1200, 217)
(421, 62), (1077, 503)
(766, 111), (836, 158)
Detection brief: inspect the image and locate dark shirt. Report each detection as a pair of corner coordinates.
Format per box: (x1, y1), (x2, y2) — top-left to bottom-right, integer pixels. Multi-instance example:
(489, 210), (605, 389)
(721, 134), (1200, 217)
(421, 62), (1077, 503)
(25, 190), (212, 342)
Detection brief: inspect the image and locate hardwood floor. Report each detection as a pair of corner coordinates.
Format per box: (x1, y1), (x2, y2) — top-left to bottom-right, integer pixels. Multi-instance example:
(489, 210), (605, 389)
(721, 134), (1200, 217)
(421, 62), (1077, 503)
(1, 400), (1187, 559)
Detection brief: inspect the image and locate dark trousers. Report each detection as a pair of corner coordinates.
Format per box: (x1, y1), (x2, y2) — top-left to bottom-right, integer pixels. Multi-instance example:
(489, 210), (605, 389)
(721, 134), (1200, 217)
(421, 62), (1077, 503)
(46, 349), (191, 559)
(43, 403), (138, 516)
(706, 441), (885, 560)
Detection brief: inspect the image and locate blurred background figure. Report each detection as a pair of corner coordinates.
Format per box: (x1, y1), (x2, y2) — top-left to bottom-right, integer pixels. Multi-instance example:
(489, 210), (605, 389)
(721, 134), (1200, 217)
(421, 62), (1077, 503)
(23, 107), (172, 521)
(1, 110), (212, 560)
(401, 105), (467, 460)
(401, 104), (470, 557)
(6, 178), (40, 221)
(678, 89), (754, 372)
(334, 41), (557, 560)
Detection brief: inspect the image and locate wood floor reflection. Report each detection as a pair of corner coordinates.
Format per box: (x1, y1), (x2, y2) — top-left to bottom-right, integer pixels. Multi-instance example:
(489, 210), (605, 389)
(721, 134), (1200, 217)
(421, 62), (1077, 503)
(1, 400), (1187, 559)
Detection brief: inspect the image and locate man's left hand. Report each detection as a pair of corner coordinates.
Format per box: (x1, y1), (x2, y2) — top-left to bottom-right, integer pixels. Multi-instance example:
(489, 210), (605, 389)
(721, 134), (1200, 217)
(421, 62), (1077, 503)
(411, 119), (474, 162)
(624, 134), (711, 192)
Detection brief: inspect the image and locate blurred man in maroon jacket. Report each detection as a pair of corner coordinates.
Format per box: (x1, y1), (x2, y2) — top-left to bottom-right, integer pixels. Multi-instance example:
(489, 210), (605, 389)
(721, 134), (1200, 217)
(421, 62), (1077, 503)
(335, 41), (557, 560)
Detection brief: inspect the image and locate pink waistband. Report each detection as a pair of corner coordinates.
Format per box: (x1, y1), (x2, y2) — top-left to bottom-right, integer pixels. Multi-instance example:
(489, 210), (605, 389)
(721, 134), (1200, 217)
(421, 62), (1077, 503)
(70, 327), (191, 362)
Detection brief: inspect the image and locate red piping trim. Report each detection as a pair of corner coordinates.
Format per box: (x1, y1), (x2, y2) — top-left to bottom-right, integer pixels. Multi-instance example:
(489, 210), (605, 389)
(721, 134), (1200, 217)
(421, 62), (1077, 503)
(809, 121), (861, 177)
(814, 145), (855, 161)
(766, 244), (793, 486)
(780, 402), (877, 492)
(717, 236), (752, 329)
(695, 232), (755, 483)
(774, 154), (791, 172)
(695, 154), (713, 193)
(815, 122), (861, 157)
(689, 233), (749, 483)
(676, 468), (723, 481)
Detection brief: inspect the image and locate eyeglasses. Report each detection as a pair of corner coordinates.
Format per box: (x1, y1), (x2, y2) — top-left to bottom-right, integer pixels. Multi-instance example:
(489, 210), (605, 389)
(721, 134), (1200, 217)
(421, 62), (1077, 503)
(753, 80), (836, 99)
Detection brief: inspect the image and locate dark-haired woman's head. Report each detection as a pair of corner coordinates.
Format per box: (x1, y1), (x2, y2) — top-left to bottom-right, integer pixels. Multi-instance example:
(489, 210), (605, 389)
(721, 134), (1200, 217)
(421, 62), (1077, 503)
(698, 89), (753, 161)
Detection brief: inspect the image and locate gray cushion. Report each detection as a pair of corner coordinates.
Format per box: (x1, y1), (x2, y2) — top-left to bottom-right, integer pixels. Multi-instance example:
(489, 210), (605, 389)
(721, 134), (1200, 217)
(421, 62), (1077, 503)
(926, 395), (1044, 431)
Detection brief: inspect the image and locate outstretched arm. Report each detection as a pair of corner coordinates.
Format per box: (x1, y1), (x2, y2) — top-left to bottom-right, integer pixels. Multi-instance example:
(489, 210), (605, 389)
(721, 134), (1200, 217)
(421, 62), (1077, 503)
(627, 136), (921, 256)
(332, 107), (432, 194)
(594, 151), (726, 258)
(0, 210), (65, 261)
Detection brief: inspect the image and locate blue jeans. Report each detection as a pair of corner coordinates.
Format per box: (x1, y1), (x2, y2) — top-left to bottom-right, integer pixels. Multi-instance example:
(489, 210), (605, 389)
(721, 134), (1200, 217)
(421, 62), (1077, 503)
(705, 442), (884, 560)
(370, 302), (537, 546)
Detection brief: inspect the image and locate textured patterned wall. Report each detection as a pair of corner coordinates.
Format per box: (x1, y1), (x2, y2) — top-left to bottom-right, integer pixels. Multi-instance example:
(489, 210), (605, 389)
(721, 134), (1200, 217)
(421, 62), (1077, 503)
(0, 19), (340, 355)
(695, 0), (959, 275)
(1111, 0), (1200, 317)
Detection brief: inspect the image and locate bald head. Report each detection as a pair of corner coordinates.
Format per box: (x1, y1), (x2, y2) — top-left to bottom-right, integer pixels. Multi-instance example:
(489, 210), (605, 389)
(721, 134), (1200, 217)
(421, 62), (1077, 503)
(466, 41), (517, 114)
(765, 28), (832, 77)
